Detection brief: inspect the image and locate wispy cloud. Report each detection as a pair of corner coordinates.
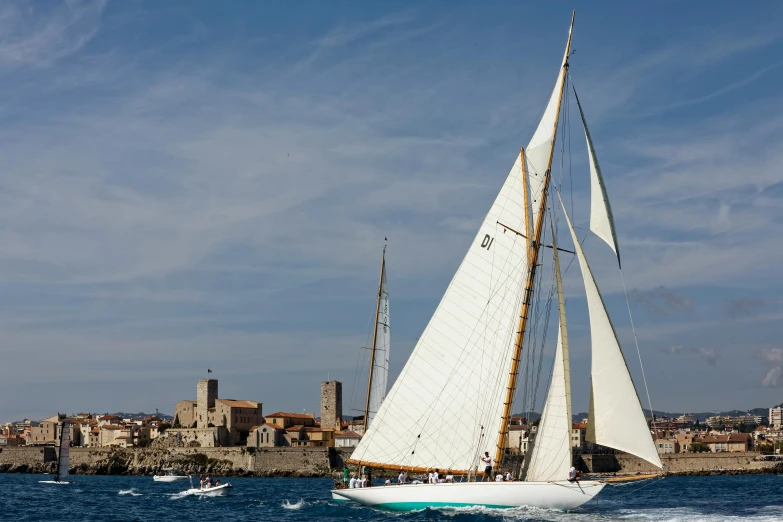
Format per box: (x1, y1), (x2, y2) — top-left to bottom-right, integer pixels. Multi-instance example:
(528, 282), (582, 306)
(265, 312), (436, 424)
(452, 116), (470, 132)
(629, 286), (693, 317)
(0, 0), (106, 68)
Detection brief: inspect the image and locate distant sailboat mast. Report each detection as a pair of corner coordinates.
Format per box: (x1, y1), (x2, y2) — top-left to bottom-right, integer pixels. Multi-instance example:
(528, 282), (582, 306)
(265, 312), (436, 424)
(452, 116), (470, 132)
(55, 421), (70, 482)
(494, 10), (575, 469)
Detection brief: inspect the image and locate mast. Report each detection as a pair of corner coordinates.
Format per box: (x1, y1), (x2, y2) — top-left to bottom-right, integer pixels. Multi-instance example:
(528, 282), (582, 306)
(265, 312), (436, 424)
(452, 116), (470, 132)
(494, 10), (575, 468)
(363, 247), (386, 434)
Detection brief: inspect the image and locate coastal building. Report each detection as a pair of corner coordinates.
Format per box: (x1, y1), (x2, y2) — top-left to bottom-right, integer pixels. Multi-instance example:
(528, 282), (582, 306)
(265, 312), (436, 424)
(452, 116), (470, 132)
(264, 412), (316, 429)
(571, 423), (587, 448)
(769, 407), (783, 429)
(698, 433), (752, 453)
(248, 423), (286, 447)
(655, 438), (679, 454)
(335, 430), (362, 448)
(166, 378), (262, 447)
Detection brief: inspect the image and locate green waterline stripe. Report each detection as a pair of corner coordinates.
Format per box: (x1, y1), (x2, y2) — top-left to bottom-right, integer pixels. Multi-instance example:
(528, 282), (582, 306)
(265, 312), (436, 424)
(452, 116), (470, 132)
(378, 501), (514, 511)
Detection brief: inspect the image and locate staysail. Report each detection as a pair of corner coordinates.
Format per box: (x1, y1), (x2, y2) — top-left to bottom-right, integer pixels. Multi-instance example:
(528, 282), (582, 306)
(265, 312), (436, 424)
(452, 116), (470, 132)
(349, 152), (531, 472)
(56, 422), (71, 481)
(524, 228), (573, 482)
(573, 86), (620, 267)
(366, 256), (390, 428)
(559, 197), (662, 468)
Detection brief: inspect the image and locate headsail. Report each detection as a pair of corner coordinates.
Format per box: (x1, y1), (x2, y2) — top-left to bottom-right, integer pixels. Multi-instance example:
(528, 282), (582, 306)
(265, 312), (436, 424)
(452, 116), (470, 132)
(559, 196), (662, 468)
(524, 229), (573, 482)
(349, 152), (531, 472)
(366, 257), (390, 428)
(56, 422), (71, 481)
(572, 86), (620, 267)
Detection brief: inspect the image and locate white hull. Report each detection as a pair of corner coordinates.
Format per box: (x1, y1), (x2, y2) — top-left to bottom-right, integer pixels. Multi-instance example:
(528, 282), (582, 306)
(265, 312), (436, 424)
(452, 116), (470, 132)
(39, 480), (71, 485)
(153, 475), (188, 482)
(332, 480), (604, 511)
(185, 483), (233, 497)
(332, 491), (350, 501)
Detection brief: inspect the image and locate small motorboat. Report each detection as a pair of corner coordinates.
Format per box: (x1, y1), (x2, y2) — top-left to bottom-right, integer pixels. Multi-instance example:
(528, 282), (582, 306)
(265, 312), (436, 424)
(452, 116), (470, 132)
(184, 482), (233, 497)
(153, 467), (188, 482)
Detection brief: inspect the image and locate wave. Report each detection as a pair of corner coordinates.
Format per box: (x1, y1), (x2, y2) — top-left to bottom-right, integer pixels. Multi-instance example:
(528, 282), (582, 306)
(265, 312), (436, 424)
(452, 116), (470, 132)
(118, 489), (142, 496)
(281, 499), (305, 510)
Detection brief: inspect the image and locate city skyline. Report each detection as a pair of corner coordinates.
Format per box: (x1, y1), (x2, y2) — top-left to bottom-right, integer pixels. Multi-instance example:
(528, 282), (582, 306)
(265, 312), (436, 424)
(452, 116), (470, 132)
(0, 1), (782, 423)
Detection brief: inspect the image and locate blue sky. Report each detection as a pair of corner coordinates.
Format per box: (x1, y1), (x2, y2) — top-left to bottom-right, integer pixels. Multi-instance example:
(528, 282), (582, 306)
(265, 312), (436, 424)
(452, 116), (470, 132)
(0, 0), (782, 423)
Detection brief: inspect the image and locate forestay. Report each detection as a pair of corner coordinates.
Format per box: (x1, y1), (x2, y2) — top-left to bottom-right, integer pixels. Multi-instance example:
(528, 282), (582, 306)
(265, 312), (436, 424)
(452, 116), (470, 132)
(367, 261), (390, 428)
(572, 86), (620, 267)
(525, 232), (573, 482)
(350, 151), (530, 472)
(560, 198), (662, 469)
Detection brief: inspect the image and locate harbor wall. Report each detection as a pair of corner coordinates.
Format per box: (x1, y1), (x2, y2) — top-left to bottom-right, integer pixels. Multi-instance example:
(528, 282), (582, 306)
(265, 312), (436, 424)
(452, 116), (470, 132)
(0, 446), (335, 477)
(580, 452), (781, 475)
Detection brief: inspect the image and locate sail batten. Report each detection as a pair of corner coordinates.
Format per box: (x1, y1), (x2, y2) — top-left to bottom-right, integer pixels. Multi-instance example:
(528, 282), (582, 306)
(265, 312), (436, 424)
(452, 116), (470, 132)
(559, 196), (662, 469)
(573, 86), (620, 267)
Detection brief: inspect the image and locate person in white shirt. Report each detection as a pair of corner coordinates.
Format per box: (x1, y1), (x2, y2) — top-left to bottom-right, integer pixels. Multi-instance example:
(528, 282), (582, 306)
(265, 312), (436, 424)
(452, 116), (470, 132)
(567, 466), (579, 482)
(495, 473), (504, 482)
(361, 475), (368, 487)
(505, 472), (513, 481)
(444, 471), (454, 483)
(433, 469), (440, 483)
(349, 476), (357, 488)
(480, 452), (493, 481)
(384, 478), (391, 486)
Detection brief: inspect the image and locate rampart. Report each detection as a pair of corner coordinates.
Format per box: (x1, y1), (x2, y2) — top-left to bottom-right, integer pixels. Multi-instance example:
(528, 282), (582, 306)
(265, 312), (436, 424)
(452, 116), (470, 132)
(580, 452), (782, 475)
(0, 446), (336, 477)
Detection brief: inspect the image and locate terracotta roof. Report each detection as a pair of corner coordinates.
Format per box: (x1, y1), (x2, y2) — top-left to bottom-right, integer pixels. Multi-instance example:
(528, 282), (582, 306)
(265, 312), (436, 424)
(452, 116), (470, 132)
(99, 415), (120, 421)
(90, 429), (100, 434)
(336, 430), (362, 439)
(305, 427), (334, 433)
(266, 412), (314, 420)
(287, 425), (306, 432)
(699, 434), (750, 443)
(572, 423), (588, 429)
(102, 425), (123, 430)
(216, 399), (259, 408)
(263, 423), (285, 431)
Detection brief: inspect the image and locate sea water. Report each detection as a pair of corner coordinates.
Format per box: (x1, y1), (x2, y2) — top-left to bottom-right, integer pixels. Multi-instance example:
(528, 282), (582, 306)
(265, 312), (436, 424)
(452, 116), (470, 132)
(1, 474), (781, 521)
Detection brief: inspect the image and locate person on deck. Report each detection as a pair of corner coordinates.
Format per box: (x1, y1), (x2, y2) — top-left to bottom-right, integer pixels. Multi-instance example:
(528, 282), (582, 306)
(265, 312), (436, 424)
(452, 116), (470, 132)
(349, 474), (358, 489)
(480, 452), (493, 481)
(384, 478), (391, 486)
(495, 473), (504, 482)
(567, 466), (581, 482)
(505, 472), (513, 481)
(444, 471), (454, 483)
(343, 466), (349, 488)
(398, 470), (408, 484)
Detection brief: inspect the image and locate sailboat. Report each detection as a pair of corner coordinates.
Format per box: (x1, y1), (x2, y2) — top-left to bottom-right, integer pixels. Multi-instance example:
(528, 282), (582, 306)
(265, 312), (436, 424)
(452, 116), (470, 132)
(334, 247), (390, 501)
(332, 10), (662, 511)
(362, 246), (391, 434)
(39, 422), (71, 484)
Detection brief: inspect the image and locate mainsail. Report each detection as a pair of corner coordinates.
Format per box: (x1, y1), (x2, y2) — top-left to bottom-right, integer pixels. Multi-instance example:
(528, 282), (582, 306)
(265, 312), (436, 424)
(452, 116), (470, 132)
(560, 197), (662, 468)
(350, 152), (531, 472)
(524, 229), (573, 482)
(56, 422), (71, 482)
(366, 257), (390, 428)
(573, 86), (620, 267)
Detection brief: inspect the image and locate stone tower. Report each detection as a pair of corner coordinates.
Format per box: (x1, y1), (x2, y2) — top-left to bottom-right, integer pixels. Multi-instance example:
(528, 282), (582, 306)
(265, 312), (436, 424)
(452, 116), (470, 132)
(197, 379), (218, 429)
(320, 380), (342, 431)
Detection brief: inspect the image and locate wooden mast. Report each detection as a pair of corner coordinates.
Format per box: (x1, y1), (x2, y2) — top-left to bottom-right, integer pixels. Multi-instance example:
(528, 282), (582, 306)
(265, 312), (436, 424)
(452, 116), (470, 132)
(494, 9), (575, 469)
(363, 247), (386, 435)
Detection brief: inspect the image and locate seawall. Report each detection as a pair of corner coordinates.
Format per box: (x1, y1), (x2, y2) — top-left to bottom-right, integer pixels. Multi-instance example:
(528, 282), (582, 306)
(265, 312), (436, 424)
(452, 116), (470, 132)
(0, 446), (340, 477)
(580, 452), (783, 476)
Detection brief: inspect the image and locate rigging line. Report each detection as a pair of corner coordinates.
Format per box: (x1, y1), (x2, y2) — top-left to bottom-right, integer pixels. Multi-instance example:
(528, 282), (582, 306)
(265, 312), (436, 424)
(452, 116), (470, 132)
(619, 268), (659, 442)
